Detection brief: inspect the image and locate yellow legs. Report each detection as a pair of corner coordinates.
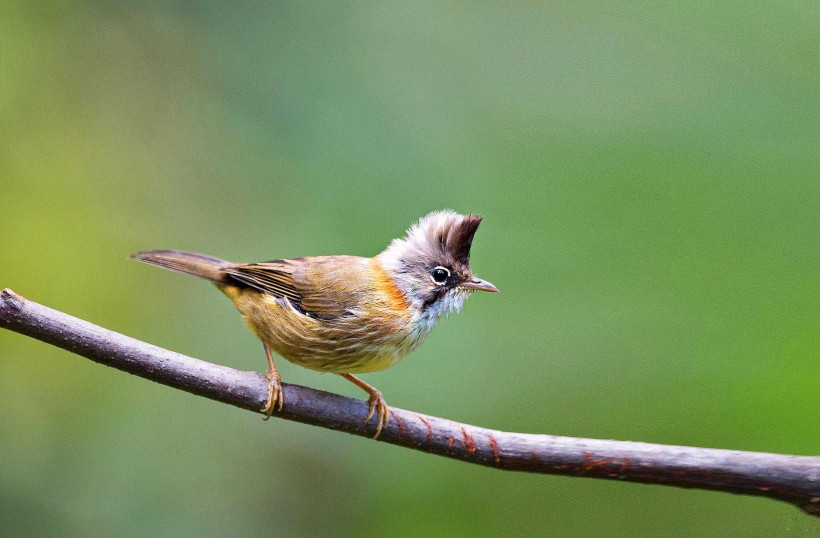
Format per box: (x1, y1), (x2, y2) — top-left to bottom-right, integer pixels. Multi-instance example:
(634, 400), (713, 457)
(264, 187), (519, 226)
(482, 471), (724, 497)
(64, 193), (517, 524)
(261, 343), (283, 418)
(341, 373), (390, 438)
(259, 345), (388, 438)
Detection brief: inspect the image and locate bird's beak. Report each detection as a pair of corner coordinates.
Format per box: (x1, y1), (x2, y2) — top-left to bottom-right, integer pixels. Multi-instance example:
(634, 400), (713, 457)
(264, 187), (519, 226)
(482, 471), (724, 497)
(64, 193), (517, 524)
(460, 277), (499, 293)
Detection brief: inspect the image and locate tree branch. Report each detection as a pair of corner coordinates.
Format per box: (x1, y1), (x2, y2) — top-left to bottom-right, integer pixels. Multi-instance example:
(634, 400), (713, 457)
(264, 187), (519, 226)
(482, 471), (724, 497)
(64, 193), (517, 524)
(1, 288), (818, 516)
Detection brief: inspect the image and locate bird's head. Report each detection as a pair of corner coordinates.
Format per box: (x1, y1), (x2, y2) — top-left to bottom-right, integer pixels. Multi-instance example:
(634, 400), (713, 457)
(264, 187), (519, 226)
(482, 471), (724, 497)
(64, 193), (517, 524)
(378, 210), (498, 324)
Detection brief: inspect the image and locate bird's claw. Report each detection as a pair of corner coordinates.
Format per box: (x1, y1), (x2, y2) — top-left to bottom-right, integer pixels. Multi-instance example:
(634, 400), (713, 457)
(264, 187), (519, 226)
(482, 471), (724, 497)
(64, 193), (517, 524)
(365, 390), (390, 438)
(261, 370), (284, 419)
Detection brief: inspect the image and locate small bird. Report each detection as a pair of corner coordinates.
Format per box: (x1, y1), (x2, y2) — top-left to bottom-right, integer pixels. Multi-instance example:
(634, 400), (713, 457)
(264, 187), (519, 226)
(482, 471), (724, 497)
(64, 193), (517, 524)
(131, 210), (497, 437)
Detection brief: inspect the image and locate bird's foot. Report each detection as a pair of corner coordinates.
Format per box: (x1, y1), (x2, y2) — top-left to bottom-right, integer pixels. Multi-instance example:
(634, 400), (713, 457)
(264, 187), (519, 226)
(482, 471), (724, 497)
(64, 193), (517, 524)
(365, 389), (390, 439)
(261, 369), (284, 419)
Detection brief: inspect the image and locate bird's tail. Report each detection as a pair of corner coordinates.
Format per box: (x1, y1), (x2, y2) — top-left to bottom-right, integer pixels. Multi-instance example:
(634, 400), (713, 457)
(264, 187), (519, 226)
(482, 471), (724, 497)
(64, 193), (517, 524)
(130, 250), (232, 284)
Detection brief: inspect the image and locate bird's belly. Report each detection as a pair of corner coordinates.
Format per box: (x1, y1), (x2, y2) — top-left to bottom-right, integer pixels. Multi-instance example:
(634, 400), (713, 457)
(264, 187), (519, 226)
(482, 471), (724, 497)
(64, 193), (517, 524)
(232, 291), (422, 374)
(288, 345), (406, 374)
(269, 323), (419, 374)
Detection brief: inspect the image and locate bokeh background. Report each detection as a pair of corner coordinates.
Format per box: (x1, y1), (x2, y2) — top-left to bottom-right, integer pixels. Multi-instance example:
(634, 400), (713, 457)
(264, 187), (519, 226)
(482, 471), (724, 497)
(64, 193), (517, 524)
(1, 2), (818, 536)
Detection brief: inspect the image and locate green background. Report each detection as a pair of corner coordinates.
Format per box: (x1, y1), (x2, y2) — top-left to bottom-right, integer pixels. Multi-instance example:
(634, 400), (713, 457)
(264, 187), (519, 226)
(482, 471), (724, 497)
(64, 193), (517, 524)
(1, 2), (818, 536)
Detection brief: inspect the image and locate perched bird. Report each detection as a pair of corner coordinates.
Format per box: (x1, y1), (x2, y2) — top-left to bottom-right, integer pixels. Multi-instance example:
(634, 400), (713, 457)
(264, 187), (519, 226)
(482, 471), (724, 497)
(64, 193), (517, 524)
(131, 210), (497, 437)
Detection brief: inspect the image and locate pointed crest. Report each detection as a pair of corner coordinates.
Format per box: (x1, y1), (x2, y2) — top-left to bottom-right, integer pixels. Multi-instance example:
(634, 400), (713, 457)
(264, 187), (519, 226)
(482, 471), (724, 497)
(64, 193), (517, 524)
(443, 213), (482, 264)
(380, 210), (484, 271)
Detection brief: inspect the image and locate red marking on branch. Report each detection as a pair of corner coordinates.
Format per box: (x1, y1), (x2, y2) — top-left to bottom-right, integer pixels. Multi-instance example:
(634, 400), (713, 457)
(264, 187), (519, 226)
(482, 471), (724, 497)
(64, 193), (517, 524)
(461, 427), (476, 453)
(447, 436), (454, 449)
(602, 455), (630, 478)
(488, 434), (500, 466)
(417, 416), (433, 443)
(581, 451), (615, 473)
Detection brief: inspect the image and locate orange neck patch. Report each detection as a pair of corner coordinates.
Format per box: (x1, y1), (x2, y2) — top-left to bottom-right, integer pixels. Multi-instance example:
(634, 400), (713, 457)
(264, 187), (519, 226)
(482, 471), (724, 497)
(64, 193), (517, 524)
(370, 259), (411, 313)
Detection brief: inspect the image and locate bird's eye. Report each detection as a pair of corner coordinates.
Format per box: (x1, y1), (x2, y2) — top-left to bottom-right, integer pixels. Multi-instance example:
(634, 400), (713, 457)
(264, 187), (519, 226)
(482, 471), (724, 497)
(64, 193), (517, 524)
(431, 266), (450, 285)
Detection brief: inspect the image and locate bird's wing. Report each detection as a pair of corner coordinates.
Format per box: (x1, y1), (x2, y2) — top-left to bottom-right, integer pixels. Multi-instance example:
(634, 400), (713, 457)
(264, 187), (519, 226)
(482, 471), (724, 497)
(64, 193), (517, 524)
(225, 256), (369, 320)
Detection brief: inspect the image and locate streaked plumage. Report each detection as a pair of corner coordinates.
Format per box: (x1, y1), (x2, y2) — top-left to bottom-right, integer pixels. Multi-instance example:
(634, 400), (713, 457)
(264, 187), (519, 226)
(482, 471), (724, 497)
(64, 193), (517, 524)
(131, 210), (497, 437)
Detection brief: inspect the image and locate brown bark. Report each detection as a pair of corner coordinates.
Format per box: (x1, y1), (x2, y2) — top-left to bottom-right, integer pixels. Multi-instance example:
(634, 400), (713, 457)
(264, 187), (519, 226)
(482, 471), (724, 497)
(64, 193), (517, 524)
(1, 288), (818, 516)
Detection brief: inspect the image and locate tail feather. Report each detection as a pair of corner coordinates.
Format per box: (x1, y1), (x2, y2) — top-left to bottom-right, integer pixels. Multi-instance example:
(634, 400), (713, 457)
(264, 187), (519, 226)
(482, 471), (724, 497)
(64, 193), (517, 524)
(130, 250), (232, 284)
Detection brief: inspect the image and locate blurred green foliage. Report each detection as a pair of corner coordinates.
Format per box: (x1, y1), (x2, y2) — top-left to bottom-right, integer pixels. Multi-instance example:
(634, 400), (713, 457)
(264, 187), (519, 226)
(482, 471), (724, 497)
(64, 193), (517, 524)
(1, 1), (818, 536)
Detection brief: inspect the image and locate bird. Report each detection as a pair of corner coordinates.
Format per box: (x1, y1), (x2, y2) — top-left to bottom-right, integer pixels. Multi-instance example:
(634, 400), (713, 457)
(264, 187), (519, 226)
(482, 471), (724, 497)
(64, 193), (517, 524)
(130, 210), (498, 437)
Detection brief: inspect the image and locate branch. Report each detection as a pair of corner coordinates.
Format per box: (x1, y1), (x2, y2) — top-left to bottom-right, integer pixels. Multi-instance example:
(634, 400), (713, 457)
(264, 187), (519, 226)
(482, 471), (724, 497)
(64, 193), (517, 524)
(1, 288), (818, 516)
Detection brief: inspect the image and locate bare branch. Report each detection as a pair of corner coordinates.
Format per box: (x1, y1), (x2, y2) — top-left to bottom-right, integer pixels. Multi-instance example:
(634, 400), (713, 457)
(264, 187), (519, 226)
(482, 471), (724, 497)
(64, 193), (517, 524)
(1, 288), (818, 516)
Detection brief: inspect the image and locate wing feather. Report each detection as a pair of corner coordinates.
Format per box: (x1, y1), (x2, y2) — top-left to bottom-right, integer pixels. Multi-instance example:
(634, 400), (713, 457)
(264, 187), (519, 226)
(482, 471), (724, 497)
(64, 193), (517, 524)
(225, 263), (302, 304)
(225, 256), (368, 320)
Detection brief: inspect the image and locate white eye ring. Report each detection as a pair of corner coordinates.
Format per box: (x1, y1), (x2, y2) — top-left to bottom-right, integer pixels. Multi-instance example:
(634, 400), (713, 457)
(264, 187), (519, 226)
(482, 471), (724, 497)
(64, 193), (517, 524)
(430, 266), (450, 285)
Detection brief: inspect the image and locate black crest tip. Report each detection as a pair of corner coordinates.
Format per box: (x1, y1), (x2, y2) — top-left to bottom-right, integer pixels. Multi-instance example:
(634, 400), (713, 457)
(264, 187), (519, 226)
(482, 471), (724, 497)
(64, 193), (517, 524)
(447, 213), (483, 264)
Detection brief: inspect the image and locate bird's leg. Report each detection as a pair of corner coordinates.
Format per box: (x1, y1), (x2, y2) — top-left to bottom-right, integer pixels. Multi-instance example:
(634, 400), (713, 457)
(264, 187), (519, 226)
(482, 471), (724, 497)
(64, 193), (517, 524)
(341, 373), (390, 438)
(261, 343), (283, 418)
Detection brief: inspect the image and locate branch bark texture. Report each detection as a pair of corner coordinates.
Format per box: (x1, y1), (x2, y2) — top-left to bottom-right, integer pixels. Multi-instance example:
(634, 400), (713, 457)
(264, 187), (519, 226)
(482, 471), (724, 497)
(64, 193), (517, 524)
(1, 288), (818, 516)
